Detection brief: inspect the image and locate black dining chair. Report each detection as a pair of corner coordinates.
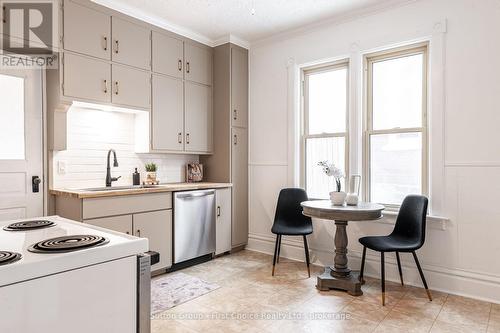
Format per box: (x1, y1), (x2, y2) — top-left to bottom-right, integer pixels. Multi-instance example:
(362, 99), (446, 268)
(271, 188), (313, 277)
(358, 195), (431, 306)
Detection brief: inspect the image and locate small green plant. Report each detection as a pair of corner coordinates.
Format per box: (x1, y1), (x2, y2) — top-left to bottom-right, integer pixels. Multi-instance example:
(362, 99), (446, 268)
(145, 163), (157, 172)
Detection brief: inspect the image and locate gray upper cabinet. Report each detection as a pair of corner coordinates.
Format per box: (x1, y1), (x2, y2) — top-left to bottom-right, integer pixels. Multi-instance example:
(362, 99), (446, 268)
(152, 32), (184, 79)
(111, 64), (151, 109)
(111, 17), (151, 70)
(63, 53), (111, 103)
(185, 82), (213, 153)
(185, 43), (212, 86)
(152, 74), (184, 151)
(231, 47), (248, 128)
(63, 0), (111, 60)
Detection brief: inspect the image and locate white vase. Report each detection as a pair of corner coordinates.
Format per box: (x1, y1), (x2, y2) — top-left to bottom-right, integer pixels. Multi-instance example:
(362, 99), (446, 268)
(330, 191), (347, 206)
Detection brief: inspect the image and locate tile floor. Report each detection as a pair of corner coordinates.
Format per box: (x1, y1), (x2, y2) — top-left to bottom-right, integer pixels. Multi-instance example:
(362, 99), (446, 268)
(151, 250), (500, 333)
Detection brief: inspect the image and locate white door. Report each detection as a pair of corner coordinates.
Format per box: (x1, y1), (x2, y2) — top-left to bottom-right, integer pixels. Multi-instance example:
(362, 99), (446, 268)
(0, 69), (43, 221)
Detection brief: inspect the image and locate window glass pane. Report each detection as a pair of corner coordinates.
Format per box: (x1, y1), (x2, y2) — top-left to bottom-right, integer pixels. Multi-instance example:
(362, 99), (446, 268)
(370, 132), (422, 205)
(0, 74), (24, 159)
(372, 53), (423, 130)
(306, 136), (345, 199)
(307, 67), (347, 134)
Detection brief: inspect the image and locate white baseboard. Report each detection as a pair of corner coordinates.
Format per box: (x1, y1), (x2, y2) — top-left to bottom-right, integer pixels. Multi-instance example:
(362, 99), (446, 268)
(247, 232), (500, 304)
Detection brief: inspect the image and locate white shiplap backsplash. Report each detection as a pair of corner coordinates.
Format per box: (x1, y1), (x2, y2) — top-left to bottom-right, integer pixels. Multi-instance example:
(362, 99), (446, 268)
(52, 106), (198, 189)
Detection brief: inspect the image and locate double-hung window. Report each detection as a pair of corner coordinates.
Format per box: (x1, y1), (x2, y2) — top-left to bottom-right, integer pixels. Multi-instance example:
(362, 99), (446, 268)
(302, 61), (349, 199)
(365, 44), (428, 207)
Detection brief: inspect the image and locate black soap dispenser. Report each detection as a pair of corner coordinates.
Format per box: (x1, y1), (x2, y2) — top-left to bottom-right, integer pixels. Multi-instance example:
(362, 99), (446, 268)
(133, 168), (140, 186)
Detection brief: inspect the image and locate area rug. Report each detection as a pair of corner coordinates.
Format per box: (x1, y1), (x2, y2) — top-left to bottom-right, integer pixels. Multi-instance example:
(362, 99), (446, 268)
(151, 272), (220, 314)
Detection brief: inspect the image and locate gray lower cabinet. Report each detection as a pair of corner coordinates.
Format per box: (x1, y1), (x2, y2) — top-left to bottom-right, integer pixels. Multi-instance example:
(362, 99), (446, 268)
(231, 127), (248, 248)
(215, 188), (232, 255)
(56, 192), (173, 272)
(133, 210), (172, 270)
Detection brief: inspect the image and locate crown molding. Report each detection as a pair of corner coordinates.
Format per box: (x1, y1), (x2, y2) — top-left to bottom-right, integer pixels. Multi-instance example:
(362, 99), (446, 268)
(213, 34), (250, 49)
(250, 0), (419, 48)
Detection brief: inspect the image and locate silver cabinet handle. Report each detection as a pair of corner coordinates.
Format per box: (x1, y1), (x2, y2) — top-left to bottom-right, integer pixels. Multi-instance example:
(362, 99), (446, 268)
(186, 61), (190, 73)
(177, 132), (182, 144)
(114, 81), (119, 95)
(233, 134), (237, 145)
(103, 79), (108, 93)
(186, 133), (190, 144)
(114, 40), (119, 54)
(103, 36), (108, 51)
(136, 229), (141, 237)
(217, 206), (221, 217)
(178, 59), (182, 71)
(233, 109), (237, 120)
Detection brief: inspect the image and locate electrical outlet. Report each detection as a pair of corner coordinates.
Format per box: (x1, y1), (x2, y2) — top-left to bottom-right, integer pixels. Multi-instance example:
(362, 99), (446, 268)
(57, 161), (67, 175)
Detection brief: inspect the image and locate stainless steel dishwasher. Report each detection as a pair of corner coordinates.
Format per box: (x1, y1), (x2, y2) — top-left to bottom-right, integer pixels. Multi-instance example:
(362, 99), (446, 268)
(173, 189), (216, 264)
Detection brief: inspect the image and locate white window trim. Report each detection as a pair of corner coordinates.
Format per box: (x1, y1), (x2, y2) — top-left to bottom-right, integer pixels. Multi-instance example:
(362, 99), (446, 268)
(363, 42), (429, 210)
(300, 60), (350, 198)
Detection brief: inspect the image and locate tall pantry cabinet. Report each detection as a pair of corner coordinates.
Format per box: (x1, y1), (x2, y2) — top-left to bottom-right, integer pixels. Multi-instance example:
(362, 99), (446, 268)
(200, 43), (248, 250)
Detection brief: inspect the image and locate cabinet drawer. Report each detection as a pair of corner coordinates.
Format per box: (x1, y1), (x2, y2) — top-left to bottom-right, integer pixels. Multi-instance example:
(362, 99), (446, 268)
(63, 53), (111, 103)
(111, 65), (151, 109)
(82, 193), (172, 219)
(84, 215), (132, 235)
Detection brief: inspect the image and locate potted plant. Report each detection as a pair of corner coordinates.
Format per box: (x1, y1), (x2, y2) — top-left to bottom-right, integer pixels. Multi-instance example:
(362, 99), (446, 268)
(318, 161), (346, 205)
(144, 163), (158, 184)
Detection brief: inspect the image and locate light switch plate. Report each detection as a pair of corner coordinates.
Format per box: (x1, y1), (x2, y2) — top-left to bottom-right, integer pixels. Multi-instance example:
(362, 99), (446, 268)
(57, 160), (67, 175)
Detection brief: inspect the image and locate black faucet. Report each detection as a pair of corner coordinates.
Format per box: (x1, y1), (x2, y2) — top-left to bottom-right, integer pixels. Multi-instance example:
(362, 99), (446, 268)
(105, 149), (121, 187)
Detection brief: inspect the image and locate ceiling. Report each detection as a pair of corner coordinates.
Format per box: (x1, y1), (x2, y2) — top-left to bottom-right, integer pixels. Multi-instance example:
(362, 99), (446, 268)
(94, 0), (407, 46)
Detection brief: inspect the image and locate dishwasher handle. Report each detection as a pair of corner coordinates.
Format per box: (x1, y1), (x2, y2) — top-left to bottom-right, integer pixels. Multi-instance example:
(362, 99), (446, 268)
(176, 190), (215, 199)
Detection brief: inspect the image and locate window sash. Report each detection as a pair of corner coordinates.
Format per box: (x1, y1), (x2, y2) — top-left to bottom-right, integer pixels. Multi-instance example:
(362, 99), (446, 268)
(301, 60), (349, 197)
(364, 43), (428, 208)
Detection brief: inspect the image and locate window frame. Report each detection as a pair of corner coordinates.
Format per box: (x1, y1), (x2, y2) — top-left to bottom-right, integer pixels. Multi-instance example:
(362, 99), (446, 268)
(301, 60), (350, 199)
(363, 43), (429, 209)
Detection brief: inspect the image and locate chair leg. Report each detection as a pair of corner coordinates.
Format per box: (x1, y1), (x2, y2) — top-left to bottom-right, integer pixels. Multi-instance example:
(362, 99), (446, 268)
(303, 235), (311, 278)
(412, 251), (432, 301)
(277, 235), (282, 263)
(272, 234), (279, 276)
(359, 246), (367, 284)
(396, 252), (404, 286)
(381, 252), (386, 306)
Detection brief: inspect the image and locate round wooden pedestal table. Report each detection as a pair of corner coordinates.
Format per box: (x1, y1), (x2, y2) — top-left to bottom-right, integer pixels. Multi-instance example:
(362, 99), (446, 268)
(300, 201), (384, 296)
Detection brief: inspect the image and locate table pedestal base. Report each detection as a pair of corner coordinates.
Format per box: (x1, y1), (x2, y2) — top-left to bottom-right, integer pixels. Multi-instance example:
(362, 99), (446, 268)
(316, 267), (363, 296)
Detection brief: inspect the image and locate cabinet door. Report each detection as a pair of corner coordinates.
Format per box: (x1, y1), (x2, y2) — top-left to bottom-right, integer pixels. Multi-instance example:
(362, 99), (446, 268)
(215, 188), (232, 255)
(112, 64), (151, 109)
(152, 74), (184, 151)
(231, 47), (248, 128)
(111, 17), (151, 70)
(185, 82), (212, 153)
(152, 32), (184, 78)
(185, 43), (212, 85)
(133, 210), (172, 271)
(84, 215), (132, 235)
(231, 127), (248, 247)
(63, 0), (111, 60)
(63, 53), (111, 103)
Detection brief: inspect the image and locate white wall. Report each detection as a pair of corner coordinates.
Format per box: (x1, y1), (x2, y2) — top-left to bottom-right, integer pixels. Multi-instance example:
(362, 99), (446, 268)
(248, 0), (500, 303)
(52, 106), (197, 189)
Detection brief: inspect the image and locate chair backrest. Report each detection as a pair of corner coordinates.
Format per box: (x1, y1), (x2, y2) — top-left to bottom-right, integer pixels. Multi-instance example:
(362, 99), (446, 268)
(391, 195), (429, 248)
(273, 188), (312, 228)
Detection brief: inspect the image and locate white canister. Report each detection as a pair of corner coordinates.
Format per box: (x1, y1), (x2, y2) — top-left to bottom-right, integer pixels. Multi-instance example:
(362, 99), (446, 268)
(346, 193), (359, 206)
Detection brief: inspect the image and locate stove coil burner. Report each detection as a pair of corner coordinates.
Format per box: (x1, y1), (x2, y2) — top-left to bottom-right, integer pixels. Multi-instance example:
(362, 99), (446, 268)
(28, 235), (109, 253)
(3, 220), (56, 231)
(0, 251), (22, 265)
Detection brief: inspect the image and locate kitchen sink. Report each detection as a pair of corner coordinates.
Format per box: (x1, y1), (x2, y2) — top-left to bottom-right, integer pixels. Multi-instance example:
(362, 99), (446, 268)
(80, 185), (161, 192)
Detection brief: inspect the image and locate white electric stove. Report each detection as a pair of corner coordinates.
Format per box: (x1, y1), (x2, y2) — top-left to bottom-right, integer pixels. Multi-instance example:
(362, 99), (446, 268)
(0, 215), (151, 333)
